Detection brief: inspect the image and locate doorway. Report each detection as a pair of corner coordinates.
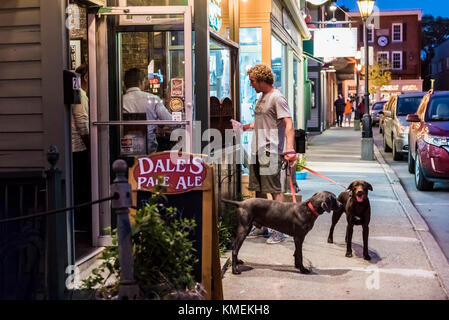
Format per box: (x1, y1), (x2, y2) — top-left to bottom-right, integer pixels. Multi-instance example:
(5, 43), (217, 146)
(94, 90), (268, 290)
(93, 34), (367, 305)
(88, 5), (193, 247)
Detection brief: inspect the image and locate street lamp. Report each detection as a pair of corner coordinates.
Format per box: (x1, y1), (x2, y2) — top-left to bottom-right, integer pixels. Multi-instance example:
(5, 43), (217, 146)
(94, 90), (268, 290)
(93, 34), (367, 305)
(357, 0), (375, 160)
(354, 51), (362, 131)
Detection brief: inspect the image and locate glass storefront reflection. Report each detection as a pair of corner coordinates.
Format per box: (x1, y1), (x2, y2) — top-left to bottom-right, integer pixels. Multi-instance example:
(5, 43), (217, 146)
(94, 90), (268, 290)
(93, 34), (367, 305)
(271, 35), (285, 94)
(239, 28), (262, 172)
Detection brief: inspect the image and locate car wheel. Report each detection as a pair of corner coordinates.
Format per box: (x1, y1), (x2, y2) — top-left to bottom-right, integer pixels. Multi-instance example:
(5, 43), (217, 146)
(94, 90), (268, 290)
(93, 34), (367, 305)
(414, 155), (434, 191)
(392, 138), (402, 161)
(383, 134), (392, 152)
(408, 150), (415, 174)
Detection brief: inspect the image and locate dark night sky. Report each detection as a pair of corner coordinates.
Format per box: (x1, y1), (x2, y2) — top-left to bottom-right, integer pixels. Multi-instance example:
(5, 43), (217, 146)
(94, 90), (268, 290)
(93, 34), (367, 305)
(336, 0), (449, 18)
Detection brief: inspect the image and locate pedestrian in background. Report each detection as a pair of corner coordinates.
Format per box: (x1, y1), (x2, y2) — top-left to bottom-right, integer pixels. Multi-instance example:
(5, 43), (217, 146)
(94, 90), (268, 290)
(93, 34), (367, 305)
(344, 98), (353, 127)
(334, 94), (345, 127)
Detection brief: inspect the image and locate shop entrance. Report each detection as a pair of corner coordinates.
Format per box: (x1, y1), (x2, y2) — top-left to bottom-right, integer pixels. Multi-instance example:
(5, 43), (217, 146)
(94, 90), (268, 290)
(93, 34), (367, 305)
(88, 5), (193, 247)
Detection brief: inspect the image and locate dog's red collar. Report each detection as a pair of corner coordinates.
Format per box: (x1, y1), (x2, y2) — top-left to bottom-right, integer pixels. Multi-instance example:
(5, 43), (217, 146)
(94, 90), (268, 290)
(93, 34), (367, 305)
(307, 202), (320, 218)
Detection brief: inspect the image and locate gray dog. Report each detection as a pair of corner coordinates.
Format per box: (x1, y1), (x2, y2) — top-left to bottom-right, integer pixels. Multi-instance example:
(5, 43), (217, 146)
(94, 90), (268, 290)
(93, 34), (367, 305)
(222, 191), (342, 275)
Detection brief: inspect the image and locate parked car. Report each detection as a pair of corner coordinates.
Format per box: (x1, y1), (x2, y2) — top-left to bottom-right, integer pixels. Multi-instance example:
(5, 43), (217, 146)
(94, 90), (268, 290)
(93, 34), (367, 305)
(407, 90), (449, 190)
(381, 92), (426, 160)
(370, 101), (386, 126)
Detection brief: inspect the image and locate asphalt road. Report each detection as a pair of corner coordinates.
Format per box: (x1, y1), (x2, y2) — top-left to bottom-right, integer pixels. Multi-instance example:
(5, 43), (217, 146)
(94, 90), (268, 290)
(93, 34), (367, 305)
(373, 125), (449, 262)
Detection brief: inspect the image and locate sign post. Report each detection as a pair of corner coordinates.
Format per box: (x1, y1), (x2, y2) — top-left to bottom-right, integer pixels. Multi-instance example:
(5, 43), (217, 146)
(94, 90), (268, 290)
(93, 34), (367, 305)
(128, 151), (223, 300)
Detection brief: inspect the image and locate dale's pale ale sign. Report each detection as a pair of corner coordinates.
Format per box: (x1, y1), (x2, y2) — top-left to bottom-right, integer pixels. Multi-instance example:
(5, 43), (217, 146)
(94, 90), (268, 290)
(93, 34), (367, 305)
(131, 152), (207, 194)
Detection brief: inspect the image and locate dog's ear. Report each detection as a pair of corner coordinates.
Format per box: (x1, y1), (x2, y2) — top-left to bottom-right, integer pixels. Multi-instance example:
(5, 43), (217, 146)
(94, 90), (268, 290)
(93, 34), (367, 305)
(347, 181), (357, 191)
(364, 182), (373, 191)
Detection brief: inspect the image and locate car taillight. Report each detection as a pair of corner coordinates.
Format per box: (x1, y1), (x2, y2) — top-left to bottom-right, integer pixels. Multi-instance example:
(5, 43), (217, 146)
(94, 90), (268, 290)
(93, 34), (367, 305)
(423, 134), (448, 147)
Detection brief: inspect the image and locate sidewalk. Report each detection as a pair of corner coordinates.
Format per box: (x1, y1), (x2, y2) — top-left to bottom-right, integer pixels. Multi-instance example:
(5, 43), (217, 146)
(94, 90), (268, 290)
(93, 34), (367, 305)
(222, 126), (449, 300)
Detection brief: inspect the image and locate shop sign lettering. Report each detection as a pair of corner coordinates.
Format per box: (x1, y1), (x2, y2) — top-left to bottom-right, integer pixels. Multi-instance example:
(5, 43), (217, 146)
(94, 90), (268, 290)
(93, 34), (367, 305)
(132, 153), (207, 193)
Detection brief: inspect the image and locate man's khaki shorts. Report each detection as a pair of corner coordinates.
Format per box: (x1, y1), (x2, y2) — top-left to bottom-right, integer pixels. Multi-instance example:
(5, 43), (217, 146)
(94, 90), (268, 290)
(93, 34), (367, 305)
(248, 153), (283, 194)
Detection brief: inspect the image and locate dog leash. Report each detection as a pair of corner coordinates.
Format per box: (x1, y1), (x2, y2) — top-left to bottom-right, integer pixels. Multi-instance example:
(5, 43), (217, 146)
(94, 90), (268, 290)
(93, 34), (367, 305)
(282, 151), (298, 203)
(299, 165), (347, 190)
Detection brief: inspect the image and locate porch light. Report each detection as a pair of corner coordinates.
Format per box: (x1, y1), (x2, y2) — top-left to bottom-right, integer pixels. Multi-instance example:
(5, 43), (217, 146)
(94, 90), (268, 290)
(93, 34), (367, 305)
(357, 0), (375, 19)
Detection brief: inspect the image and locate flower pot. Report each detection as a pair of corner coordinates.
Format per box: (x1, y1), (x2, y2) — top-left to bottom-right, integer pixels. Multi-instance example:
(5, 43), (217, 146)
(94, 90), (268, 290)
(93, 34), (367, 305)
(296, 170), (307, 180)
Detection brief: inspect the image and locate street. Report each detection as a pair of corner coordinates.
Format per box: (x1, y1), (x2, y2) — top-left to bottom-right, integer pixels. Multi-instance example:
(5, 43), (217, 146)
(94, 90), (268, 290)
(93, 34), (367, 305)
(222, 126), (449, 300)
(373, 126), (449, 261)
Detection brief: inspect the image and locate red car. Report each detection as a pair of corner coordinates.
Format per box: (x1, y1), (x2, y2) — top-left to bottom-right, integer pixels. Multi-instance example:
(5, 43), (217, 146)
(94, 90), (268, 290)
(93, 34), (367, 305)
(407, 91), (449, 190)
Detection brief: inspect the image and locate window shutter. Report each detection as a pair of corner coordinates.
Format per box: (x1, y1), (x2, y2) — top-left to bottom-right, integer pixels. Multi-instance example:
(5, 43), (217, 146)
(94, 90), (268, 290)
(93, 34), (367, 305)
(403, 51), (407, 71)
(403, 23), (407, 41)
(359, 25), (363, 42)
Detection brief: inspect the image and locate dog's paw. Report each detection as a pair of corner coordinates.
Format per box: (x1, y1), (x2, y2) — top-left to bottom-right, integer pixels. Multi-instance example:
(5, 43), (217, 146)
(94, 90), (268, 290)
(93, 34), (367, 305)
(327, 237), (333, 244)
(299, 267), (311, 274)
(363, 254), (371, 261)
(345, 251), (353, 258)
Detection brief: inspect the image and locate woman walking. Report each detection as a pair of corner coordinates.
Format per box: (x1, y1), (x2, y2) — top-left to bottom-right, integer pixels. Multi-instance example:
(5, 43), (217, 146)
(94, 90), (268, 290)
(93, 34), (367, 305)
(344, 98), (353, 127)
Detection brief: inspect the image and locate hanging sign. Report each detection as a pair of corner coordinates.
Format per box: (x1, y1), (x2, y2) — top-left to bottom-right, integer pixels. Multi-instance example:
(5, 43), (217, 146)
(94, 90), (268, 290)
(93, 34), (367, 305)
(171, 78), (184, 97)
(130, 152), (208, 193)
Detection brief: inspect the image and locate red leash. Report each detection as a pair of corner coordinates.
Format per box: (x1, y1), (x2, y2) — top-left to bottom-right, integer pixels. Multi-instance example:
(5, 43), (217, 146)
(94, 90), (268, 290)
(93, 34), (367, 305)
(299, 166), (347, 190)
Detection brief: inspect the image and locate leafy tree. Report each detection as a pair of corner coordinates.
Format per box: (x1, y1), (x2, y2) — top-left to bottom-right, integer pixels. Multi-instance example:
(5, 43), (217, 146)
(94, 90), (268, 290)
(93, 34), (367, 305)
(368, 61), (391, 95)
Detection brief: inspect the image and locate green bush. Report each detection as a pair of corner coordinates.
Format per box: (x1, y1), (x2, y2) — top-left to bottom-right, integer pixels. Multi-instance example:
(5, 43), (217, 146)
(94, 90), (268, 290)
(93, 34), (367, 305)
(296, 154), (307, 171)
(218, 199), (239, 255)
(81, 202), (198, 299)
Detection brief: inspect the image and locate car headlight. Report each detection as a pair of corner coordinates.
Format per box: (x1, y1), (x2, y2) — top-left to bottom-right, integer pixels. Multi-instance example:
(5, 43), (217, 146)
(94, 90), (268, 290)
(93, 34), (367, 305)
(423, 134), (448, 147)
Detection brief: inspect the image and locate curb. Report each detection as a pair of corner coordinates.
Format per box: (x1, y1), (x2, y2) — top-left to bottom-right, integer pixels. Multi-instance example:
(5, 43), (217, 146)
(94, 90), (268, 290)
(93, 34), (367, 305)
(373, 143), (449, 299)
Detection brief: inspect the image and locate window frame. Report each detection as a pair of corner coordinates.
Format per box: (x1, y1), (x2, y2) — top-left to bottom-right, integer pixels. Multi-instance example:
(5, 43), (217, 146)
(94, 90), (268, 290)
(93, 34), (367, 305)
(392, 23), (403, 42)
(392, 51), (402, 70)
(377, 51), (389, 64)
(367, 24), (374, 43)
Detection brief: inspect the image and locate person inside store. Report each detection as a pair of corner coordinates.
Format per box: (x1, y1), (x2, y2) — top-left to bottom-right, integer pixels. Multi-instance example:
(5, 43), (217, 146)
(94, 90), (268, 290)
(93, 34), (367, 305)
(122, 68), (172, 154)
(71, 63), (91, 239)
(237, 64), (298, 244)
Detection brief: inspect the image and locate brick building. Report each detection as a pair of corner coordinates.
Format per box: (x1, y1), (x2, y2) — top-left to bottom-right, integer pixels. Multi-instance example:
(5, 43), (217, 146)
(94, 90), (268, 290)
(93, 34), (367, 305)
(344, 10), (423, 102)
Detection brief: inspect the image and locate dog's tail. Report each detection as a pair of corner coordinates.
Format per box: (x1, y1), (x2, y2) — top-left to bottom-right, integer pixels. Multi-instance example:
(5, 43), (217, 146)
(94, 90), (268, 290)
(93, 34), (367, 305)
(221, 199), (242, 207)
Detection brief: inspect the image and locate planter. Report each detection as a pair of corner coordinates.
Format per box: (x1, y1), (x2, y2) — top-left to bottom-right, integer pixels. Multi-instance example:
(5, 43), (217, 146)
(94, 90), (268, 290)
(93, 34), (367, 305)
(296, 170), (307, 180)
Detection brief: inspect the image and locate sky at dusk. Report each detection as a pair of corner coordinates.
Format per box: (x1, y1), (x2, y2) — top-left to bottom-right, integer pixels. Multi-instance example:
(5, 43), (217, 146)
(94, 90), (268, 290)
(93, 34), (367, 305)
(336, 0), (449, 18)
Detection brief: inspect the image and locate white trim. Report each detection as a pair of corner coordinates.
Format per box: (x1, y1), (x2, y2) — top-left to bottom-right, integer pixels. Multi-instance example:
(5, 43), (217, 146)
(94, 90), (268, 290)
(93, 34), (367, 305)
(392, 51), (403, 70)
(377, 51), (389, 63)
(392, 23), (403, 42)
(349, 10), (422, 21)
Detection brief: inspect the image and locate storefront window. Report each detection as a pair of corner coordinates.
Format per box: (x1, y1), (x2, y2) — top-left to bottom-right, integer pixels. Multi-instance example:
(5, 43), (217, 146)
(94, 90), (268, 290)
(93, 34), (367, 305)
(118, 26), (186, 155)
(209, 41), (231, 100)
(239, 28), (262, 167)
(271, 35), (285, 94)
(293, 56), (299, 127)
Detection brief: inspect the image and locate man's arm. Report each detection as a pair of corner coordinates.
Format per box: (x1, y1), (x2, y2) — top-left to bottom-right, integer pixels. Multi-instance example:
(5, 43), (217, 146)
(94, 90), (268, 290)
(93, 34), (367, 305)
(283, 117), (297, 162)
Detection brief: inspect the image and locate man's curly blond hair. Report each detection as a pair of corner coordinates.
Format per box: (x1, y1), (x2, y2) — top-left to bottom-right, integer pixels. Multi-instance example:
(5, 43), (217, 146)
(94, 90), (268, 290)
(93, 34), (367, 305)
(247, 64), (274, 85)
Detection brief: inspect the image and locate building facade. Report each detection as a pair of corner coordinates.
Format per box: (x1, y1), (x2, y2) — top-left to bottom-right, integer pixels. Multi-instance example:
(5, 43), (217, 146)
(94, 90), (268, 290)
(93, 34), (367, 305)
(344, 10), (423, 103)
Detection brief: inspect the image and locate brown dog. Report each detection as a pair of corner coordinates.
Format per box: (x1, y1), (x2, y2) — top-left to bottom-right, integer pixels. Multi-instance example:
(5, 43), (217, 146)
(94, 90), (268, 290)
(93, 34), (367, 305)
(327, 180), (373, 260)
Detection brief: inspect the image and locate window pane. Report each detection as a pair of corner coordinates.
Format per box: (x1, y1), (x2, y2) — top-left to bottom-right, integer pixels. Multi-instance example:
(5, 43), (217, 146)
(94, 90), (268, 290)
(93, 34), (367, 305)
(209, 41), (231, 101)
(271, 35), (285, 93)
(239, 28), (262, 170)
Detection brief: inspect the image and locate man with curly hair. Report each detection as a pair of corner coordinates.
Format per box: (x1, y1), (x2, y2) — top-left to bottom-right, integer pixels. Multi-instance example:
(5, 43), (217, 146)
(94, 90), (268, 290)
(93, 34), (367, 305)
(242, 64), (297, 244)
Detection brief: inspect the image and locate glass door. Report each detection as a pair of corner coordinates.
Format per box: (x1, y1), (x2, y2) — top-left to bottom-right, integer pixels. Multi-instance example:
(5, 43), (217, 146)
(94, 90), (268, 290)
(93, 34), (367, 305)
(88, 5), (192, 246)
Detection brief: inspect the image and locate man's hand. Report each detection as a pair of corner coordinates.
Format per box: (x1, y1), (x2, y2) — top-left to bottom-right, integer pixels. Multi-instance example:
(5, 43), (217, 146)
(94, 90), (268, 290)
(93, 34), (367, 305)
(284, 150), (298, 165)
(230, 119), (244, 134)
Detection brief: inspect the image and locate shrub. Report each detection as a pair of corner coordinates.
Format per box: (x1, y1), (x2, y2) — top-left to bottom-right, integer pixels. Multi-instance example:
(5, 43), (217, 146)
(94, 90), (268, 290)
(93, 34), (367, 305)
(81, 201), (198, 299)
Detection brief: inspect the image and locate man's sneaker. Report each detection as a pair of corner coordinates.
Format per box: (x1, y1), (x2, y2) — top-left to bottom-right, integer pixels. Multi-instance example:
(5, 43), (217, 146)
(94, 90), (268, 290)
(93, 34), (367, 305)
(247, 227), (268, 238)
(266, 231), (285, 244)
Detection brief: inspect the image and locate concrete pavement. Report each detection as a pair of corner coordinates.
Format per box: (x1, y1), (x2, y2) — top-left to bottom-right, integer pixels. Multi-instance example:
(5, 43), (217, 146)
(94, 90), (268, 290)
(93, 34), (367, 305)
(222, 126), (449, 300)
